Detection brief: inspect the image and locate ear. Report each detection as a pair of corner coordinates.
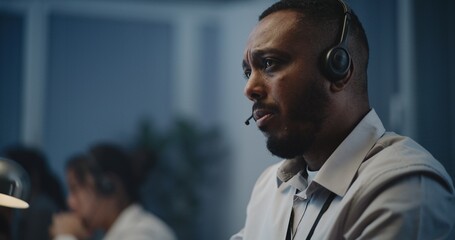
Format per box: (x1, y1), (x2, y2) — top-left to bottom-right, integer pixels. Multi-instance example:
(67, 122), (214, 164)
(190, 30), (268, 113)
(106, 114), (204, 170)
(329, 61), (354, 92)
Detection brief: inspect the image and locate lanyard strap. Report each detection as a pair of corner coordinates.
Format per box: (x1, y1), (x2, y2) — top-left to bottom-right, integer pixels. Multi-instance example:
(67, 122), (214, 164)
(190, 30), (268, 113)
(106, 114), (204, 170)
(286, 192), (337, 240)
(306, 192), (337, 240)
(286, 210), (294, 240)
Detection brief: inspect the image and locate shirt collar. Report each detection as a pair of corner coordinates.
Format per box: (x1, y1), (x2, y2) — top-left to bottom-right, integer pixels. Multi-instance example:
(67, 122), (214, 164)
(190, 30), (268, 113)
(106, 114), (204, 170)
(276, 157), (307, 188)
(276, 109), (385, 197)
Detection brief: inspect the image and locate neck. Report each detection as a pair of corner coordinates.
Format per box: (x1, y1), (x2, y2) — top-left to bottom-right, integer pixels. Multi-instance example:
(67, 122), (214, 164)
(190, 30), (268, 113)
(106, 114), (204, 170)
(100, 196), (132, 231)
(304, 106), (370, 171)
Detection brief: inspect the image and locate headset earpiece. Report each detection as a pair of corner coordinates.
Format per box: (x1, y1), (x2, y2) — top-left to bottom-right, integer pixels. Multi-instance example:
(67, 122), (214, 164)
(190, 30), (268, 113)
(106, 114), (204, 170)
(323, 0), (352, 82)
(87, 153), (116, 195)
(324, 46), (351, 80)
(96, 174), (115, 195)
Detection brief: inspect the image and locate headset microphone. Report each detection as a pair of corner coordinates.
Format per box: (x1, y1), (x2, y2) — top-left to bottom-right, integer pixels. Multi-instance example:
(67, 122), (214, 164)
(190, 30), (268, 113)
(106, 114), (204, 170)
(244, 115), (254, 125)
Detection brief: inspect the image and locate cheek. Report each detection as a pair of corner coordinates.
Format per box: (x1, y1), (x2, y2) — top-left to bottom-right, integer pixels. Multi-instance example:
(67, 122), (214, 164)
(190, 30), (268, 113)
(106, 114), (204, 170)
(272, 76), (305, 114)
(67, 193), (77, 211)
(271, 66), (307, 98)
(68, 190), (97, 215)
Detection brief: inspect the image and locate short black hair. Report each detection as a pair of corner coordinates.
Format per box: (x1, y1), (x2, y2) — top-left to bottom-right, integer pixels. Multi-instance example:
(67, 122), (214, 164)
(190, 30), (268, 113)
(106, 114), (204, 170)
(260, 0), (341, 22)
(259, 0), (368, 48)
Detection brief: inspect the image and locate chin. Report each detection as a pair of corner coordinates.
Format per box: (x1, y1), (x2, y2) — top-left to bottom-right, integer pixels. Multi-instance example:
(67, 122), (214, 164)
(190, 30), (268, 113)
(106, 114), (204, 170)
(266, 133), (311, 159)
(82, 217), (97, 232)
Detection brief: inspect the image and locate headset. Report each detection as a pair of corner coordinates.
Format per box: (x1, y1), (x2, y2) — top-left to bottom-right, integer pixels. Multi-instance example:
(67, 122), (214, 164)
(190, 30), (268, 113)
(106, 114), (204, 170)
(87, 153), (115, 195)
(323, 0), (352, 81)
(95, 172), (115, 195)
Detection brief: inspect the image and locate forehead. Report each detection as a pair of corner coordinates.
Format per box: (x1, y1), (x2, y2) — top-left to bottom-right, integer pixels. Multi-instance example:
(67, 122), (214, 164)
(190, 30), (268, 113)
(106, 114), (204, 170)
(66, 168), (94, 187)
(246, 10), (305, 53)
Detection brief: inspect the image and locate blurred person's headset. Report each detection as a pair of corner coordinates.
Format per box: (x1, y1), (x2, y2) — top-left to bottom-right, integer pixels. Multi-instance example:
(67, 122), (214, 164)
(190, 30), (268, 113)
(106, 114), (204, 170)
(87, 153), (115, 195)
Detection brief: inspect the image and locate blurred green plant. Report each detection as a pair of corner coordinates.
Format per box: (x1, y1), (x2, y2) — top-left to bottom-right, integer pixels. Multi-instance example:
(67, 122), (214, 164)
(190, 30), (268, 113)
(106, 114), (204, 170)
(131, 117), (228, 240)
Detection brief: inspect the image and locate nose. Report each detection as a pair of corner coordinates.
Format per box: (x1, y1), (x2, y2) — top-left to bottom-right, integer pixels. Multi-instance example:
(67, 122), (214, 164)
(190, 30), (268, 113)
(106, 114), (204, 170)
(244, 72), (266, 102)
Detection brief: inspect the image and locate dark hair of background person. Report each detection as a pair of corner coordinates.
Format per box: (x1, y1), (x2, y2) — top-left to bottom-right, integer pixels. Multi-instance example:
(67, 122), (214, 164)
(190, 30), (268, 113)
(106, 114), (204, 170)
(66, 143), (140, 202)
(259, 0), (370, 98)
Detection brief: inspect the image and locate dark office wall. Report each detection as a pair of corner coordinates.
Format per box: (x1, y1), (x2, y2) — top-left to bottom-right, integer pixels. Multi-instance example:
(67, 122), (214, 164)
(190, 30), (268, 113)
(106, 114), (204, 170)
(44, 14), (174, 178)
(414, 0), (455, 179)
(349, 0), (397, 131)
(347, 0), (455, 180)
(0, 12), (23, 151)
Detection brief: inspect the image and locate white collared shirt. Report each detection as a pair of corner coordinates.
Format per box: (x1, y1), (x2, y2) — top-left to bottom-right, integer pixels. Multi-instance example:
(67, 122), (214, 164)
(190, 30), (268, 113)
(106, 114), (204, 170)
(231, 109), (455, 240)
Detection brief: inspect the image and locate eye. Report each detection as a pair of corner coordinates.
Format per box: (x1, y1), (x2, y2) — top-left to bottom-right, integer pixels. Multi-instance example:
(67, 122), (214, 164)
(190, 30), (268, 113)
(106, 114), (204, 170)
(264, 58), (277, 70)
(243, 69), (251, 79)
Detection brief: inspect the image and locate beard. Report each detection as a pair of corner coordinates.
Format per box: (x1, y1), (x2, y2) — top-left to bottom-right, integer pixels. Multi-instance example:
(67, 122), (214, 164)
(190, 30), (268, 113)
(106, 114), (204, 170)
(266, 79), (330, 159)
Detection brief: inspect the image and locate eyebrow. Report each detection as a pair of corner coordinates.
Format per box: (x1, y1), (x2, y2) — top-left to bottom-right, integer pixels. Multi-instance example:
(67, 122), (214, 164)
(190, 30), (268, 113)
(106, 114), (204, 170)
(242, 48), (291, 69)
(242, 59), (249, 70)
(252, 48), (291, 58)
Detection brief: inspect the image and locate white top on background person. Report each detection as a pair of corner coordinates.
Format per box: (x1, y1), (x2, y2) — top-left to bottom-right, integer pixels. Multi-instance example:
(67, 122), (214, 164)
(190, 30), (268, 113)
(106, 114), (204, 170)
(53, 204), (175, 240)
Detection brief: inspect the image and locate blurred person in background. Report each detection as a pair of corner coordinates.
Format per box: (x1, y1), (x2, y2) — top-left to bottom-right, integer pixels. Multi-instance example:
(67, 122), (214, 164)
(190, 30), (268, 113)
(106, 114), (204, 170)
(49, 142), (176, 240)
(3, 145), (66, 240)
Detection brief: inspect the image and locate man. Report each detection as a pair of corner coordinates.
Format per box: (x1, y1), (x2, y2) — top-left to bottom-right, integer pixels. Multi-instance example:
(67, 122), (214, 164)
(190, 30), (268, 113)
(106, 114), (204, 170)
(49, 143), (176, 240)
(233, 0), (455, 239)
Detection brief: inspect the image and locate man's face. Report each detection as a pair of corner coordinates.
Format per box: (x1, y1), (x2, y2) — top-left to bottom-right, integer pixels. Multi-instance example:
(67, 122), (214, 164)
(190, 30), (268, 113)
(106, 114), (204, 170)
(242, 10), (331, 159)
(66, 170), (102, 231)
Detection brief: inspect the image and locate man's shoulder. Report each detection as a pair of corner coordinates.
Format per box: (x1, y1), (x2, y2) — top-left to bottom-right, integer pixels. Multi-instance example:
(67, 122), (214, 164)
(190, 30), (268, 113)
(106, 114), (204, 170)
(358, 131), (453, 191)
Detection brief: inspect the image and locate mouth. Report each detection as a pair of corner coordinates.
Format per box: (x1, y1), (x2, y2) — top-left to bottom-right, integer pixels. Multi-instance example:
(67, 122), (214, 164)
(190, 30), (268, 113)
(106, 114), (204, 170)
(253, 108), (275, 128)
